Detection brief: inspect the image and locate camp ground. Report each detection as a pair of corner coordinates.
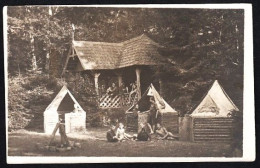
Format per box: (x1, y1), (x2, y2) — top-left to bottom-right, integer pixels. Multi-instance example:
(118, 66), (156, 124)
(6, 6), (248, 159)
(8, 80), (241, 157)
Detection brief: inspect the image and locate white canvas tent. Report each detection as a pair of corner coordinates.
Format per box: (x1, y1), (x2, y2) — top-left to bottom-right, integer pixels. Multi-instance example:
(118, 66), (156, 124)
(147, 84), (177, 114)
(190, 80), (239, 117)
(127, 83), (177, 114)
(44, 85), (86, 134)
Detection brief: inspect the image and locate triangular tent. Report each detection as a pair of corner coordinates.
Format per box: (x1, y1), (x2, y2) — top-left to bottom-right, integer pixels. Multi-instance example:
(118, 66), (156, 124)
(191, 80), (239, 117)
(127, 84), (177, 114)
(45, 85), (85, 113)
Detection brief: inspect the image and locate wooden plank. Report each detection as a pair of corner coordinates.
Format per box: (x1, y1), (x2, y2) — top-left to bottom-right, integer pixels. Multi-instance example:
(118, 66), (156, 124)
(194, 123), (234, 127)
(61, 46), (72, 76)
(194, 120), (234, 124)
(194, 125), (234, 129)
(194, 134), (231, 137)
(49, 122), (60, 146)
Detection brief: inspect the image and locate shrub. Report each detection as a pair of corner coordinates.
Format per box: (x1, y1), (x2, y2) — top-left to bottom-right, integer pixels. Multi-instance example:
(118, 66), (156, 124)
(8, 73), (66, 130)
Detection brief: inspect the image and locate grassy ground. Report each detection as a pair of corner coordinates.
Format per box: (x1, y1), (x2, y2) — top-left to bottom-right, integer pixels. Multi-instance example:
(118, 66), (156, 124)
(8, 127), (237, 157)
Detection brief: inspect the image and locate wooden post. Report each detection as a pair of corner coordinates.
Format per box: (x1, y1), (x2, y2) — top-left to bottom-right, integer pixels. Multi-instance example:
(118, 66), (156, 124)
(49, 122), (60, 146)
(115, 71), (123, 106)
(135, 67), (141, 100)
(93, 72), (101, 97)
(118, 74), (122, 87)
(115, 71), (123, 87)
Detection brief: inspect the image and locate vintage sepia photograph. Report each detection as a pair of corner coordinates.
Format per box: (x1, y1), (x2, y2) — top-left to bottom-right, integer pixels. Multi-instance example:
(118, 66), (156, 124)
(4, 4), (254, 163)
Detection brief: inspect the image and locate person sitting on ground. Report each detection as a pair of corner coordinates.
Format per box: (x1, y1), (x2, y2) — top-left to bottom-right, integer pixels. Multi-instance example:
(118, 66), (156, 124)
(136, 123), (153, 141)
(106, 83), (118, 97)
(106, 124), (118, 142)
(128, 82), (137, 103)
(155, 123), (177, 140)
(114, 122), (133, 142)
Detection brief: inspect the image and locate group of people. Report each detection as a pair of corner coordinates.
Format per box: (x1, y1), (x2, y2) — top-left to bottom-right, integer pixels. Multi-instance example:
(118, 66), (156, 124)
(102, 81), (137, 103)
(132, 96), (163, 132)
(106, 122), (177, 142)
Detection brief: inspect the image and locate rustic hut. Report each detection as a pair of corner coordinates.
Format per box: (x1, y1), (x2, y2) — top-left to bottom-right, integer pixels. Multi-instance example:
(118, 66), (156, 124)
(126, 84), (178, 132)
(44, 86), (86, 134)
(179, 80), (239, 142)
(62, 34), (166, 109)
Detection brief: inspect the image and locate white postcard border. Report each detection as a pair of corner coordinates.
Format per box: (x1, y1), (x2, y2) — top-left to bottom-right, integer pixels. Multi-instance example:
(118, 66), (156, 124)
(4, 4), (255, 163)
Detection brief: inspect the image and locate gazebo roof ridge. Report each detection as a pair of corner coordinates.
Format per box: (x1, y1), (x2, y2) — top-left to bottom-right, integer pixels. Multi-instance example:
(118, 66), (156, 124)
(66, 34), (164, 71)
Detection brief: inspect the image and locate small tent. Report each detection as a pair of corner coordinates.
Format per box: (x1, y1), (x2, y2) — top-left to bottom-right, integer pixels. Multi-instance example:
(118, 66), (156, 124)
(126, 84), (178, 132)
(44, 86), (86, 134)
(127, 84), (177, 114)
(190, 80), (239, 117)
(180, 80), (240, 142)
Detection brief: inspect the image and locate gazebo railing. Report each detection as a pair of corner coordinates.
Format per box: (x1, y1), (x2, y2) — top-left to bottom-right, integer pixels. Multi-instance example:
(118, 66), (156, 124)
(99, 93), (137, 108)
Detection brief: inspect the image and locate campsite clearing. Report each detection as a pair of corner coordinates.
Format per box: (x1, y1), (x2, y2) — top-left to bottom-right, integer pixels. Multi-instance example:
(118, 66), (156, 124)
(8, 128), (238, 157)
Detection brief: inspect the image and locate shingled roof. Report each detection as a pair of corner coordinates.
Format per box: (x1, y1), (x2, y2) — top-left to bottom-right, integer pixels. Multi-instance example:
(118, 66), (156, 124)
(71, 34), (163, 70)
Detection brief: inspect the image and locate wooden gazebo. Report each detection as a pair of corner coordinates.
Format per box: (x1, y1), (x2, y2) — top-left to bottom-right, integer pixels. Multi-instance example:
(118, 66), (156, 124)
(62, 34), (165, 108)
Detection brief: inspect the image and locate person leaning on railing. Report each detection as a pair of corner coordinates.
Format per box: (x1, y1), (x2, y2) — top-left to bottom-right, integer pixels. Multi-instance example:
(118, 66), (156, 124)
(106, 83), (118, 97)
(128, 81), (137, 103)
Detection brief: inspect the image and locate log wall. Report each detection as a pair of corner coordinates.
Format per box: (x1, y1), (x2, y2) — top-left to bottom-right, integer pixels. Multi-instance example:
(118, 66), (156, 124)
(192, 117), (234, 142)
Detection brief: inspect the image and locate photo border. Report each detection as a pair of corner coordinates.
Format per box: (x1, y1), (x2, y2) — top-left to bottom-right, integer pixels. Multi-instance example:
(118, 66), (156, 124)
(4, 4), (255, 163)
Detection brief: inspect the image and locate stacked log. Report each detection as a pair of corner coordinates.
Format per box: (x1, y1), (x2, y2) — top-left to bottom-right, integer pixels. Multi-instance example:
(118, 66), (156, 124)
(192, 117), (234, 142)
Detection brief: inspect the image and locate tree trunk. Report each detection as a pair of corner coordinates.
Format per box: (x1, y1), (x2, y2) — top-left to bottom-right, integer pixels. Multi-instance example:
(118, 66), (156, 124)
(30, 34), (37, 71)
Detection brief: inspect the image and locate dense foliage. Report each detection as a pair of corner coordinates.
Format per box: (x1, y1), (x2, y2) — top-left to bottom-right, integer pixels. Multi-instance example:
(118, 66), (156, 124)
(7, 7), (244, 128)
(8, 73), (66, 130)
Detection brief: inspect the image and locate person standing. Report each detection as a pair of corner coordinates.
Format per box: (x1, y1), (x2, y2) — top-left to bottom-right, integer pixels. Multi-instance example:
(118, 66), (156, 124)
(148, 102), (157, 132)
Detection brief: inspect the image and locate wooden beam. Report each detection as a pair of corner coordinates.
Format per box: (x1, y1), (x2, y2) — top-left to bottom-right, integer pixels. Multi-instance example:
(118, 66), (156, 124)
(135, 67), (142, 100)
(61, 46), (72, 77)
(93, 72), (101, 97)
